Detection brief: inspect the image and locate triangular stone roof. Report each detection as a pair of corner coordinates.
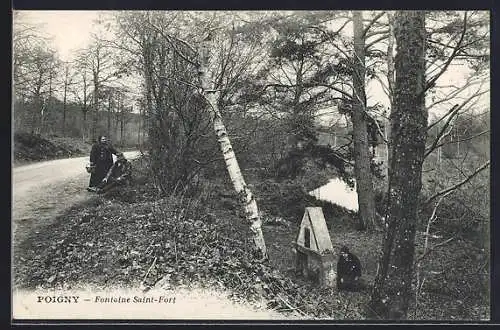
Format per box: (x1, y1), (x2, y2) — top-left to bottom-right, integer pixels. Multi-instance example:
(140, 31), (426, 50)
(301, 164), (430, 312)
(296, 207), (333, 253)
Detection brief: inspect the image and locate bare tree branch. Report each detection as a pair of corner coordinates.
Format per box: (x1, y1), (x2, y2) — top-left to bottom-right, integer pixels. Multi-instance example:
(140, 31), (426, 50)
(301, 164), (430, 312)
(423, 12), (468, 94)
(416, 237), (455, 264)
(365, 34), (389, 50)
(147, 21), (200, 68)
(362, 11), (386, 37)
(422, 161), (490, 207)
(159, 75), (200, 90)
(366, 28), (390, 39)
(262, 82), (353, 100)
(425, 77), (484, 114)
(425, 86), (488, 158)
(433, 129), (489, 150)
(424, 105), (460, 159)
(309, 25), (351, 60)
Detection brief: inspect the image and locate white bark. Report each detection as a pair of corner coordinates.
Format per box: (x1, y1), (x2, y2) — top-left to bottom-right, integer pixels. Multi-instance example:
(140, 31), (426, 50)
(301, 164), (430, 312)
(198, 36), (268, 259)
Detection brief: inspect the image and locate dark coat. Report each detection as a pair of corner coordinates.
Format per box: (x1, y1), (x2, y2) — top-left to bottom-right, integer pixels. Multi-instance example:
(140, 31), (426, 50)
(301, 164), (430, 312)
(88, 143), (119, 187)
(100, 159), (132, 184)
(97, 159), (132, 193)
(337, 251), (362, 285)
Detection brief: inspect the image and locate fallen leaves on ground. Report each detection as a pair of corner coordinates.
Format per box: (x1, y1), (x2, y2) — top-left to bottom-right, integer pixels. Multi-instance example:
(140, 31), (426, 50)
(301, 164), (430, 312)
(13, 180), (370, 319)
(13, 165), (489, 320)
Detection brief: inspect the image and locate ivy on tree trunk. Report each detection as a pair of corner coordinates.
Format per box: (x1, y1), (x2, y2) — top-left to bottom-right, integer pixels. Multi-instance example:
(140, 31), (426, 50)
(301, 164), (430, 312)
(369, 11), (427, 320)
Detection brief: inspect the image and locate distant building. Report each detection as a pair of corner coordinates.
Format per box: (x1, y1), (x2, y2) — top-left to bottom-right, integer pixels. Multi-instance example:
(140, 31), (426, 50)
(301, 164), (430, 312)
(315, 109), (389, 166)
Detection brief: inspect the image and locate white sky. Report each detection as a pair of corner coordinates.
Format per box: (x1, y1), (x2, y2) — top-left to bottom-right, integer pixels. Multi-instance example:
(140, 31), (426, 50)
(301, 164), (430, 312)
(14, 10), (102, 61)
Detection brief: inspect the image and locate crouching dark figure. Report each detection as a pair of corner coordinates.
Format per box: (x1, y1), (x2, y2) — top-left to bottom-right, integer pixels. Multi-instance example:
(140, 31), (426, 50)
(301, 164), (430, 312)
(97, 153), (132, 194)
(337, 246), (366, 291)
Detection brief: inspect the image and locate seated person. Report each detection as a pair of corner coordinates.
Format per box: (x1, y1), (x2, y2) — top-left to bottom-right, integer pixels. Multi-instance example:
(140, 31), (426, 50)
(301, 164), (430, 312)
(97, 153), (132, 194)
(337, 245), (364, 291)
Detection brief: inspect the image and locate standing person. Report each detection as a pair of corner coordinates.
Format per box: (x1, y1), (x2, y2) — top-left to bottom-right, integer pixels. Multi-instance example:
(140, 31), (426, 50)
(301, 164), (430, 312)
(87, 135), (120, 192)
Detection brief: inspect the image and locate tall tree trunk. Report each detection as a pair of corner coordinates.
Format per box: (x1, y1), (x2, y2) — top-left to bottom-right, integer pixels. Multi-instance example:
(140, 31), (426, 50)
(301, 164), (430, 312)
(138, 106), (142, 146)
(82, 110), (88, 142)
(43, 72), (54, 135)
(198, 35), (267, 259)
(368, 11), (427, 320)
(62, 73), (68, 136)
(142, 45), (154, 148)
(142, 109), (147, 145)
(81, 74), (88, 142)
(385, 12), (395, 189)
(32, 93), (42, 134)
(107, 94), (112, 138)
(15, 93), (24, 132)
(92, 76), (99, 142)
(437, 145), (442, 169)
(32, 72), (44, 134)
(114, 94), (120, 143)
(291, 55), (304, 150)
(41, 75), (52, 135)
(352, 11), (376, 231)
(120, 105), (124, 144)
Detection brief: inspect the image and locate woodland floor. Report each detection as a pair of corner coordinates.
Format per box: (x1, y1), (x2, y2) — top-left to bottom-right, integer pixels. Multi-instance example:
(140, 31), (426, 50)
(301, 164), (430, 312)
(12, 156), (490, 321)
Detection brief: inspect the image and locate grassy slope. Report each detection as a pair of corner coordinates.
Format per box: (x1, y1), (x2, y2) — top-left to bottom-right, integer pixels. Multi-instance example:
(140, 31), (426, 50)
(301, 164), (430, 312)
(12, 156), (490, 320)
(13, 133), (138, 166)
(13, 133), (93, 166)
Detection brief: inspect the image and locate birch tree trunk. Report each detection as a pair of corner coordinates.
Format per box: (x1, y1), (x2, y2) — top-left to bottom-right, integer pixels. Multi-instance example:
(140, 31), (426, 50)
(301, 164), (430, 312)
(368, 11), (427, 320)
(197, 36), (268, 259)
(352, 11), (376, 231)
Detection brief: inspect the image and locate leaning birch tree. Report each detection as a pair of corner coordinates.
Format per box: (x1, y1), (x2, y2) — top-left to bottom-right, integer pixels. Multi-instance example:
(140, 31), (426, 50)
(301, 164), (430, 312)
(140, 13), (268, 259)
(197, 32), (268, 259)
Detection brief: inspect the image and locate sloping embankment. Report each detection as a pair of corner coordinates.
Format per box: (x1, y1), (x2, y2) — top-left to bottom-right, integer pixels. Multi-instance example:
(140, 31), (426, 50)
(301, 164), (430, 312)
(13, 133), (91, 165)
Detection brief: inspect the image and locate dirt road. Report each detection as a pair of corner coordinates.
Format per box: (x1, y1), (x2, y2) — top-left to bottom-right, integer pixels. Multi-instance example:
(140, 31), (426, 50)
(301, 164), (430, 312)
(12, 151), (141, 246)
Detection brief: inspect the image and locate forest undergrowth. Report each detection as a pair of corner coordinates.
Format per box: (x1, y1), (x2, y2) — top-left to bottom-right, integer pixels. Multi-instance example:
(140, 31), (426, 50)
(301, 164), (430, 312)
(13, 156), (490, 320)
